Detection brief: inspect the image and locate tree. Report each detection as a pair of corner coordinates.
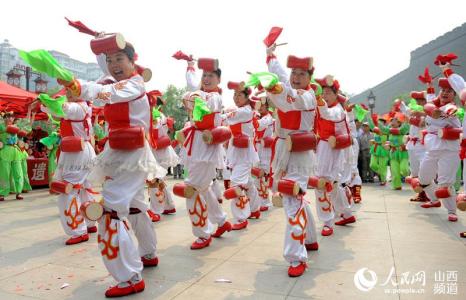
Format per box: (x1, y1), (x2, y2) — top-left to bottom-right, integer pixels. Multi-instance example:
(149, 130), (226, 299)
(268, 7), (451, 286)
(162, 85), (188, 136)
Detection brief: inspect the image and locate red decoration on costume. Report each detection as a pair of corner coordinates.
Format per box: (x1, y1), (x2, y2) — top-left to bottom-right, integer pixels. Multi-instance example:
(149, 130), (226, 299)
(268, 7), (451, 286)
(434, 53), (458, 66)
(263, 26), (283, 47)
(64, 197), (85, 230)
(155, 136), (171, 149)
(418, 67), (432, 84)
(98, 214), (119, 260)
(172, 50), (193, 61)
(189, 195), (208, 227)
(65, 17), (97, 36)
(289, 207), (307, 244)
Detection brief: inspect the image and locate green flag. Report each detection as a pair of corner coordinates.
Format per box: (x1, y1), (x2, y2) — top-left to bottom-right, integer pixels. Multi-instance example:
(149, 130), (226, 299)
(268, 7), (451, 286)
(192, 97), (211, 122)
(456, 107), (464, 122)
(38, 94), (66, 117)
(354, 104), (369, 122)
(19, 49), (73, 81)
(408, 99), (424, 112)
(310, 77), (322, 96)
(152, 106), (161, 120)
(245, 72), (279, 89)
(40, 132), (60, 148)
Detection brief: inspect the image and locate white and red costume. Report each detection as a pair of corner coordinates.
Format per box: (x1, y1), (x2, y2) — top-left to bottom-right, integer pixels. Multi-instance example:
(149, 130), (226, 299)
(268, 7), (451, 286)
(178, 63), (231, 249)
(253, 107), (275, 210)
(67, 68), (166, 290)
(149, 111), (179, 218)
(222, 99), (260, 229)
(418, 78), (461, 221)
(42, 100), (96, 244)
(314, 77), (355, 235)
(266, 54), (318, 276)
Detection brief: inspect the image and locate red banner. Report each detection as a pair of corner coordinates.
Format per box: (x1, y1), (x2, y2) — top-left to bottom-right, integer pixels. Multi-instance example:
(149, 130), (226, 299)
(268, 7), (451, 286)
(27, 158), (49, 186)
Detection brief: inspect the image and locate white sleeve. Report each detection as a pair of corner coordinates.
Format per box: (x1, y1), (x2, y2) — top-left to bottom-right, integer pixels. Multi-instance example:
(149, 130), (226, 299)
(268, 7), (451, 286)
(257, 115), (273, 130)
(186, 68), (200, 92)
(63, 102), (86, 121)
(267, 88), (316, 112)
(78, 76), (146, 104)
(267, 57), (288, 84)
(318, 104), (345, 122)
(205, 93), (223, 113)
(224, 107), (253, 125)
(96, 54), (110, 76)
(447, 73), (466, 95)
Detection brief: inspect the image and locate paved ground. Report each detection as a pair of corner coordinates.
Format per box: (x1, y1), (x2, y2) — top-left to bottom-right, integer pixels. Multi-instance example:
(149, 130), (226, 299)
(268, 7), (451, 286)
(0, 181), (465, 299)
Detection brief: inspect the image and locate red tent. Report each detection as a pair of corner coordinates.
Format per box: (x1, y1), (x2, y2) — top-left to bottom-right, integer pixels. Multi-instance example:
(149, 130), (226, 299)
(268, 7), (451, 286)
(0, 80), (47, 119)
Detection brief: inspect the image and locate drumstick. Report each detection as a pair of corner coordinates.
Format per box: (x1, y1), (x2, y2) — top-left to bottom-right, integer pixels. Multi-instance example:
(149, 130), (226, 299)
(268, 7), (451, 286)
(275, 42), (288, 47)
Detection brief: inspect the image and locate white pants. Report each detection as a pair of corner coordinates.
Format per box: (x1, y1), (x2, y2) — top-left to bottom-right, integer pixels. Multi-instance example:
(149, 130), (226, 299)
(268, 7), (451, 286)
(408, 147), (426, 177)
(57, 169), (95, 237)
(282, 169), (317, 265)
(211, 179), (223, 200)
(254, 174), (272, 207)
(98, 170), (147, 283)
(128, 188), (157, 258)
(230, 163), (260, 223)
(185, 161), (227, 238)
(149, 181), (175, 215)
(315, 142), (352, 225)
(419, 150), (458, 214)
(58, 186), (95, 237)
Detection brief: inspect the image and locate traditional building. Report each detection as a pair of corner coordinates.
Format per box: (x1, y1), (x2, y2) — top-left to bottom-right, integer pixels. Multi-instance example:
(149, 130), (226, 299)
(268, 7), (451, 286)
(0, 39), (101, 93)
(350, 23), (466, 113)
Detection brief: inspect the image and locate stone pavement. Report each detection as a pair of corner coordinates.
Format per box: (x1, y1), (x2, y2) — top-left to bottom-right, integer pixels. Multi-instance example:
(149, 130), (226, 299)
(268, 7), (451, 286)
(0, 181), (465, 300)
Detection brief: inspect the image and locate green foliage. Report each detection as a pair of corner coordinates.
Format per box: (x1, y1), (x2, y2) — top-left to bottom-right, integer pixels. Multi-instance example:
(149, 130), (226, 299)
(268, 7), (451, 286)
(161, 85), (189, 136)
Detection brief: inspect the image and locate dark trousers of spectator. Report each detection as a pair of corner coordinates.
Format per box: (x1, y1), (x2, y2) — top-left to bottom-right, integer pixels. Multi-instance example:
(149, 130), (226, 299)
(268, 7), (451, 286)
(360, 148), (374, 182)
(173, 164), (183, 179)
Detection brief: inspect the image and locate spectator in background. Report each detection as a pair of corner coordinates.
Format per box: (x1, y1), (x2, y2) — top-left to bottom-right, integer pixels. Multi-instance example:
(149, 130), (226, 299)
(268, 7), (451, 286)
(358, 122), (374, 182)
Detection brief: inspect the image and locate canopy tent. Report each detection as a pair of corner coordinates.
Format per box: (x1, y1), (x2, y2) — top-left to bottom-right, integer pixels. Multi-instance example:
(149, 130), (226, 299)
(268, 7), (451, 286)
(0, 80), (45, 119)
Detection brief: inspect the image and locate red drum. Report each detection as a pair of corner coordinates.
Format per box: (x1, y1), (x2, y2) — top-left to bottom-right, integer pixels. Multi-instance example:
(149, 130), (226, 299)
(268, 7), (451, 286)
(202, 126), (232, 145)
(409, 177), (423, 193)
(435, 187), (452, 199)
(277, 179), (300, 196)
(6, 125), (20, 135)
(156, 135), (171, 149)
(50, 181), (73, 194)
(223, 186), (243, 199)
(173, 183), (196, 198)
(424, 103), (441, 119)
(286, 132), (317, 152)
(197, 58), (219, 72)
(90, 33), (126, 55)
(135, 64), (152, 82)
(328, 135), (352, 149)
(18, 130), (28, 138)
(60, 136), (84, 152)
(251, 167), (265, 178)
(308, 176), (333, 192)
(232, 135), (249, 148)
(438, 127), (462, 140)
(108, 127), (145, 150)
(80, 201), (104, 221)
(456, 193), (466, 211)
